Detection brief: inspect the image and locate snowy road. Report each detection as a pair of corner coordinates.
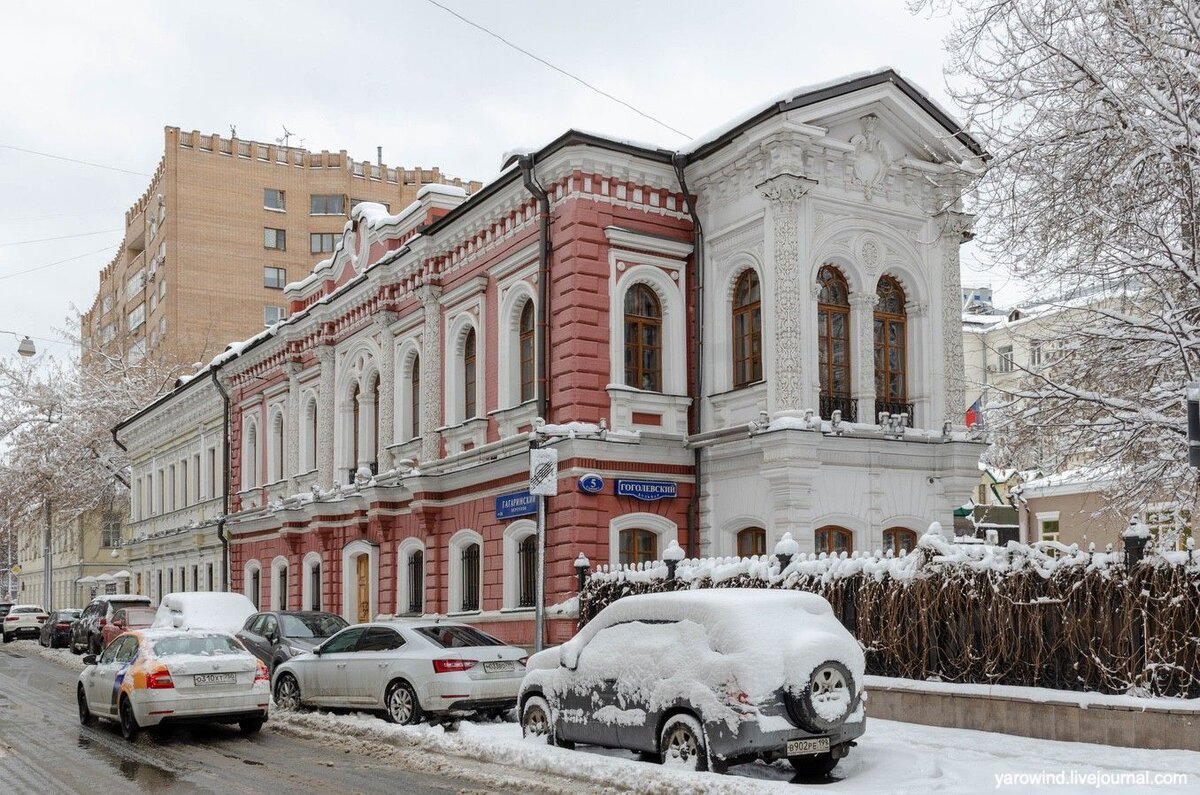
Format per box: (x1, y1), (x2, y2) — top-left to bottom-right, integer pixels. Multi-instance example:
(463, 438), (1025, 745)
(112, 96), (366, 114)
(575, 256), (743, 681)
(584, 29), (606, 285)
(4, 639), (1198, 794)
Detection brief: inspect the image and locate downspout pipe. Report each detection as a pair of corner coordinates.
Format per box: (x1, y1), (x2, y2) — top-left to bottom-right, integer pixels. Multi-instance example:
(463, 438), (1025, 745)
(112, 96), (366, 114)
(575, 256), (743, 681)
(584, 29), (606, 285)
(518, 154), (552, 423)
(211, 369), (231, 592)
(674, 153), (704, 558)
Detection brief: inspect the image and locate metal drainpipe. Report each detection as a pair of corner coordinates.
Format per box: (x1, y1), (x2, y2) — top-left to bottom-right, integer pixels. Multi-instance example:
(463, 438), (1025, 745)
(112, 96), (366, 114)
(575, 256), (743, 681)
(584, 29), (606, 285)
(211, 370), (231, 591)
(519, 155), (552, 422)
(674, 153), (704, 558)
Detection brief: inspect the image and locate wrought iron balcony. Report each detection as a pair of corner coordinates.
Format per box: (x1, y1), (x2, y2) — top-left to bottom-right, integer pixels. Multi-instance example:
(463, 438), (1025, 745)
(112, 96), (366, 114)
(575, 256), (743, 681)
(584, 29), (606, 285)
(819, 394), (858, 422)
(875, 399), (915, 427)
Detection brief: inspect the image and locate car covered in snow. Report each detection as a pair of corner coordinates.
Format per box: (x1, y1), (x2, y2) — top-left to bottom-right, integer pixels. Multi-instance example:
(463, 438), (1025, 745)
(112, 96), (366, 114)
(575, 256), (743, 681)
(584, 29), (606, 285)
(77, 627), (270, 741)
(71, 594), (154, 655)
(518, 590), (866, 775)
(151, 592), (257, 634)
(272, 620), (527, 724)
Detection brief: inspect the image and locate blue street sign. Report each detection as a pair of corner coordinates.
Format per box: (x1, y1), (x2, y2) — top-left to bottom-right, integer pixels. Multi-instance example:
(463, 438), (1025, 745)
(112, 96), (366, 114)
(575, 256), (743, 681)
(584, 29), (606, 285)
(615, 479), (677, 501)
(495, 491), (537, 520)
(578, 473), (605, 494)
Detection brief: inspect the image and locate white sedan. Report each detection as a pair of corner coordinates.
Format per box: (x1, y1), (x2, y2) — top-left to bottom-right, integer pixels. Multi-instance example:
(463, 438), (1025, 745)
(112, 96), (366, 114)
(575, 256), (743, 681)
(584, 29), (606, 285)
(77, 628), (270, 740)
(273, 621), (527, 724)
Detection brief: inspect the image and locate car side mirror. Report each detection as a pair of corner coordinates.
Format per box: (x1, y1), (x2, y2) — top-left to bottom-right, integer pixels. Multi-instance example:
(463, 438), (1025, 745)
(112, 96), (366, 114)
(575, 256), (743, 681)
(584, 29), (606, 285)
(559, 644), (579, 671)
(267, 631), (279, 645)
(83, 654), (97, 666)
(113, 620), (126, 629)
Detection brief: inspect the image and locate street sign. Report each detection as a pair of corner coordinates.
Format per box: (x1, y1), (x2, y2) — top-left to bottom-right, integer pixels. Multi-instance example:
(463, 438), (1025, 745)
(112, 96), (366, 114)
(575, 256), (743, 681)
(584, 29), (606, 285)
(578, 473), (605, 494)
(529, 447), (559, 496)
(615, 479), (677, 501)
(9, 565), (21, 575)
(495, 491), (537, 520)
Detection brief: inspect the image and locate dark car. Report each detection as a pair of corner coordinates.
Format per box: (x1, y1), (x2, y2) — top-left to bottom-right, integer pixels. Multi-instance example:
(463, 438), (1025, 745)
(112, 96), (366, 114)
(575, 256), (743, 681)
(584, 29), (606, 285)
(237, 611), (347, 673)
(70, 594), (154, 655)
(39, 609), (82, 648)
(0, 603), (13, 620)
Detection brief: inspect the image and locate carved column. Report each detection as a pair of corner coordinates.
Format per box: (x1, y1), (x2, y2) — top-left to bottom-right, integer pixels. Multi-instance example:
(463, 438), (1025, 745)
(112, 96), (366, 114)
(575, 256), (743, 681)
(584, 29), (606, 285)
(936, 212), (974, 425)
(315, 345), (336, 489)
(356, 389), (373, 472)
(757, 174), (817, 416)
(416, 285), (443, 463)
(905, 299), (929, 428)
(373, 312), (397, 468)
(849, 293), (878, 423)
(283, 362), (301, 483)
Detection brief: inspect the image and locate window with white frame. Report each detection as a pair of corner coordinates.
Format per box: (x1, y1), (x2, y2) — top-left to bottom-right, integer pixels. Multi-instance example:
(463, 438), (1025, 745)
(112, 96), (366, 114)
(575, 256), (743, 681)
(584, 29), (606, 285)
(267, 409), (285, 483)
(396, 539), (425, 615)
(271, 556), (289, 611)
(502, 521), (537, 609)
(448, 530), (483, 613)
(301, 395), (318, 471)
(243, 418), (259, 488)
(264, 305), (286, 326)
(998, 345), (1014, 373)
(128, 303), (145, 331)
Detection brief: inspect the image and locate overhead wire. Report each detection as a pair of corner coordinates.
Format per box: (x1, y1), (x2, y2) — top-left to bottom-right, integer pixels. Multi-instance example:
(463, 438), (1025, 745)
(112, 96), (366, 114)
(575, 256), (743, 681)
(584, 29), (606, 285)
(0, 144), (151, 177)
(0, 229), (122, 247)
(0, 245), (117, 281)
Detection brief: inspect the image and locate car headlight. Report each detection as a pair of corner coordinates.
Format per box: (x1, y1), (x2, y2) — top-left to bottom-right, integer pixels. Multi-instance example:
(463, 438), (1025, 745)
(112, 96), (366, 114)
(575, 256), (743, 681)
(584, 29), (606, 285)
(288, 646), (306, 656)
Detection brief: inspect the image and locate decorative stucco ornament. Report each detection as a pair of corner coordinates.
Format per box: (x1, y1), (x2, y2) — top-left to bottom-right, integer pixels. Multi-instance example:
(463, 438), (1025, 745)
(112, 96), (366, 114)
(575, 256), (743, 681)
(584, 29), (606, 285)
(849, 115), (892, 201)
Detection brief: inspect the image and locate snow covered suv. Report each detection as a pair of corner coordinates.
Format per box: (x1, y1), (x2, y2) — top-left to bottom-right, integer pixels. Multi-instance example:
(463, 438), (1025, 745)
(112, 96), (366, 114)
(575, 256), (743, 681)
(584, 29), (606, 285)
(519, 590), (866, 775)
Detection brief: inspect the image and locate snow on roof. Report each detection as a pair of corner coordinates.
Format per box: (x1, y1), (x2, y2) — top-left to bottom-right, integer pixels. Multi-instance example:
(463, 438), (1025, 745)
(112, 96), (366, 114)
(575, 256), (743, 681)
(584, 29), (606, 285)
(1019, 465), (1120, 495)
(416, 182), (468, 200)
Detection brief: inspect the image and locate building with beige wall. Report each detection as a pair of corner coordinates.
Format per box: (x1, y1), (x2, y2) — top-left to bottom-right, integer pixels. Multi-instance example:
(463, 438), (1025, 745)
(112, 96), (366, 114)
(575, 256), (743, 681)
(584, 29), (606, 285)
(15, 501), (130, 611)
(81, 127), (478, 371)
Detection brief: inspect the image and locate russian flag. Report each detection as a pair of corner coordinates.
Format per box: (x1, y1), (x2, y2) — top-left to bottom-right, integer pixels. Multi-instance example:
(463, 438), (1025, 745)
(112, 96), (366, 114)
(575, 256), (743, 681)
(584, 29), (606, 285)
(965, 396), (982, 428)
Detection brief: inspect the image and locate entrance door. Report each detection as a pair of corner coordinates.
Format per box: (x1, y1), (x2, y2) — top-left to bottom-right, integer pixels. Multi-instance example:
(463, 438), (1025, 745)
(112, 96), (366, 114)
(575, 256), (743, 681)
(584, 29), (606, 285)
(356, 555), (370, 623)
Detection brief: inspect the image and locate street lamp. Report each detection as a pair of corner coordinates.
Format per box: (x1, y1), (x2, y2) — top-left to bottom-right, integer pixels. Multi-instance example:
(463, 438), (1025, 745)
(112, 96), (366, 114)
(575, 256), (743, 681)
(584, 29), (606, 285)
(1, 330), (37, 358)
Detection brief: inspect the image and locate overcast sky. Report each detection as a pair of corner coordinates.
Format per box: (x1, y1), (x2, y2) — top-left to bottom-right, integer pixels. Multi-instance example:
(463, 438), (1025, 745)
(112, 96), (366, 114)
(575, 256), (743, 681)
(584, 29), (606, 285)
(0, 0), (1007, 363)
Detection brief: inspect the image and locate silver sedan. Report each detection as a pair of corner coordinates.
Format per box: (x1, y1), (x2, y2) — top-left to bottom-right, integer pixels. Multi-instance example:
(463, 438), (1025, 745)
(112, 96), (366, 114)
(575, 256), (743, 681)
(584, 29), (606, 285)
(272, 621), (527, 724)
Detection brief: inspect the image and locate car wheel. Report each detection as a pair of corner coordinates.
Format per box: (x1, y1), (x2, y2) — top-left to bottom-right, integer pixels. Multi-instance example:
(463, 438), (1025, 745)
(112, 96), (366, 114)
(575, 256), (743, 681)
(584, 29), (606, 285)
(70, 636), (82, 654)
(787, 660), (855, 733)
(274, 673), (303, 712)
(2, 633), (9, 644)
(384, 680), (422, 725)
(520, 696), (555, 744)
(789, 752), (839, 776)
(659, 713), (709, 772)
(239, 718), (265, 735)
(119, 697), (140, 742)
(77, 686), (95, 727)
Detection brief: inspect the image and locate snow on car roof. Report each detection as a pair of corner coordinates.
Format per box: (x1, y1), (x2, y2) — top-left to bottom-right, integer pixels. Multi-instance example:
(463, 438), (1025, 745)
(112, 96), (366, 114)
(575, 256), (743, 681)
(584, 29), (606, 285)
(151, 591), (256, 633)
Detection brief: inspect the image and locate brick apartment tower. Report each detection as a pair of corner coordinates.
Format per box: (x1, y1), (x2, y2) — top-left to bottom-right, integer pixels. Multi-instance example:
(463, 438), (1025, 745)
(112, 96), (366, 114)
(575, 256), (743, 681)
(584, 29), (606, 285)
(82, 127), (479, 369)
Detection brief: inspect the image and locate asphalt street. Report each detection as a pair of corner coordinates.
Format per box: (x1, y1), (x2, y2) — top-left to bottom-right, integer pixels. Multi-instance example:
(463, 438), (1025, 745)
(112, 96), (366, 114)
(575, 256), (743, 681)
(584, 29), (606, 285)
(0, 644), (569, 794)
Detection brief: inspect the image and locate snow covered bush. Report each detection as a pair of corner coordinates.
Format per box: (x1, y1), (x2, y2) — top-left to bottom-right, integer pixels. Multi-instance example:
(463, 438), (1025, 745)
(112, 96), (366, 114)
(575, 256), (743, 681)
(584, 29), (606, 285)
(580, 531), (1200, 698)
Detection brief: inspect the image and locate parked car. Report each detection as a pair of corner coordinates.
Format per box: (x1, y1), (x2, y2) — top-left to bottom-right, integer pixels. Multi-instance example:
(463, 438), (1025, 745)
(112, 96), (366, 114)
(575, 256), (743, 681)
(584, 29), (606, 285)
(518, 590), (867, 775)
(151, 592), (256, 634)
(101, 606), (158, 649)
(2, 604), (49, 643)
(0, 603), (13, 620)
(273, 621), (526, 724)
(77, 627), (270, 741)
(71, 594), (155, 655)
(39, 609), (82, 648)
(237, 611), (348, 674)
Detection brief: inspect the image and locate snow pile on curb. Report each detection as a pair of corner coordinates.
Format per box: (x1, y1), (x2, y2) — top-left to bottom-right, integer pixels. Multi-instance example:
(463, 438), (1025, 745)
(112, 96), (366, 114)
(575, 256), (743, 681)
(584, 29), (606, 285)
(10, 640), (87, 672)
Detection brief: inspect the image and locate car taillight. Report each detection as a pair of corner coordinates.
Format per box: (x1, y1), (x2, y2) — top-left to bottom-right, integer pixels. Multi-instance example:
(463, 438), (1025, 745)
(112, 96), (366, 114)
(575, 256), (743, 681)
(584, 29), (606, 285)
(99, 618), (106, 627)
(254, 661), (269, 683)
(4, 616), (16, 622)
(432, 658), (477, 673)
(55, 622), (71, 629)
(147, 667), (175, 689)
(37, 615), (49, 621)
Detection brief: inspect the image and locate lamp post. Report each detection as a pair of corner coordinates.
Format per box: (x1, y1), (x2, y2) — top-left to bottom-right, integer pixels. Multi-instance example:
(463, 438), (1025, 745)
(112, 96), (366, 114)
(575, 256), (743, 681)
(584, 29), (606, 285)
(43, 497), (52, 611)
(1, 330), (37, 358)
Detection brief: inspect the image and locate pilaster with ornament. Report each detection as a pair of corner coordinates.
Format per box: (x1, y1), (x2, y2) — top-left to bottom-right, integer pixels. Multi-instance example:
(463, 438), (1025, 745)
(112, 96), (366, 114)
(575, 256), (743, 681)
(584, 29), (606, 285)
(935, 211), (974, 425)
(373, 311), (397, 468)
(315, 345), (336, 489)
(849, 293), (878, 420)
(416, 285), (443, 464)
(757, 173), (817, 415)
(283, 361), (302, 484)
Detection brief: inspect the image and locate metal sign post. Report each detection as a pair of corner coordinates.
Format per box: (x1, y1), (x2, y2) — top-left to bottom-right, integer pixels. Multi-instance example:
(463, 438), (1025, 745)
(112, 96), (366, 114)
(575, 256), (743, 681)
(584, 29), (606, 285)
(529, 445), (559, 652)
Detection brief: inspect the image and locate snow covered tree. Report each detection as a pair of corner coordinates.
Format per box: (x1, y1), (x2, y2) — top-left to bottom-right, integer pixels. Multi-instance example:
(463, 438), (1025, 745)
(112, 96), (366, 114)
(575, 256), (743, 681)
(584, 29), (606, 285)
(0, 322), (178, 548)
(919, 0), (1200, 512)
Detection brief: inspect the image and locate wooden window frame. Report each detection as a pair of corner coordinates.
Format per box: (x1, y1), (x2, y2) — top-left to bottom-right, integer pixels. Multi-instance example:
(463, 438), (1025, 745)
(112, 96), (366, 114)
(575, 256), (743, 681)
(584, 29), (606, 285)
(817, 266), (852, 399)
(623, 284), (663, 392)
(732, 270), (763, 388)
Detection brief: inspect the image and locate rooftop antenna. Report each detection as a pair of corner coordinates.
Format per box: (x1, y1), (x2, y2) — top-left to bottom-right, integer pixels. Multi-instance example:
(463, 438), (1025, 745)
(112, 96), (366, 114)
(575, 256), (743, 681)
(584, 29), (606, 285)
(277, 125), (294, 148)
(229, 124), (237, 138)
(377, 146), (382, 167)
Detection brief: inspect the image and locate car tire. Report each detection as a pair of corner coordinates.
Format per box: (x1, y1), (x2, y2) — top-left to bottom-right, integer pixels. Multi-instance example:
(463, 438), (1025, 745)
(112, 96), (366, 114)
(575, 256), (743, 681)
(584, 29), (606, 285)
(520, 695), (557, 745)
(119, 696), (140, 742)
(384, 680), (423, 725)
(70, 636), (82, 654)
(788, 752), (840, 776)
(788, 660), (855, 734)
(273, 673), (303, 712)
(239, 718), (265, 735)
(77, 686), (95, 727)
(659, 713), (709, 772)
(2, 633), (9, 644)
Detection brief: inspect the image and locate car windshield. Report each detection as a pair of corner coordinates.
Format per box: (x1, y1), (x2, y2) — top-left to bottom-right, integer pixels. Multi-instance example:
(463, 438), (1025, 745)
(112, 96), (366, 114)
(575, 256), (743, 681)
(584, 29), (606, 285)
(414, 625), (506, 649)
(58, 611), (81, 620)
(279, 614), (347, 639)
(12, 607), (41, 614)
(123, 608), (157, 625)
(152, 634), (248, 658)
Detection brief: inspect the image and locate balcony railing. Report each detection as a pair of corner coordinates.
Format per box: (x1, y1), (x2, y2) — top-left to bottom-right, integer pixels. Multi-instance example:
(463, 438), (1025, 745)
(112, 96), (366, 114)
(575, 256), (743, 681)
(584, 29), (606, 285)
(819, 394), (858, 422)
(345, 461), (379, 484)
(875, 399), (915, 427)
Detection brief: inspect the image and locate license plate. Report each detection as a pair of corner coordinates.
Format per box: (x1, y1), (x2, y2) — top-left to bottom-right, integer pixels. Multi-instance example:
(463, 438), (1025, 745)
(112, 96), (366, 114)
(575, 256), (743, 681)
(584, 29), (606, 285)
(482, 661), (515, 673)
(193, 673), (237, 686)
(786, 737), (831, 756)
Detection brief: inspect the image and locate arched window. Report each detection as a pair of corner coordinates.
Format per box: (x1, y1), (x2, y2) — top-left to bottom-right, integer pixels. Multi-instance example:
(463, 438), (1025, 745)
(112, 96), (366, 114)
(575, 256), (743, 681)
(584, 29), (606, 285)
(409, 354), (421, 440)
(732, 270), (762, 388)
(624, 284), (662, 392)
(736, 527), (766, 557)
(519, 301), (536, 404)
(460, 542), (480, 611)
(815, 525), (853, 555)
(273, 559), (288, 611)
(517, 535), (536, 608)
(406, 549), (424, 613)
(269, 410), (284, 483)
(303, 397), (318, 471)
(463, 329), (477, 419)
(874, 276), (909, 421)
(883, 527), (918, 555)
(244, 420), (259, 488)
(817, 265), (853, 420)
(619, 528), (658, 566)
